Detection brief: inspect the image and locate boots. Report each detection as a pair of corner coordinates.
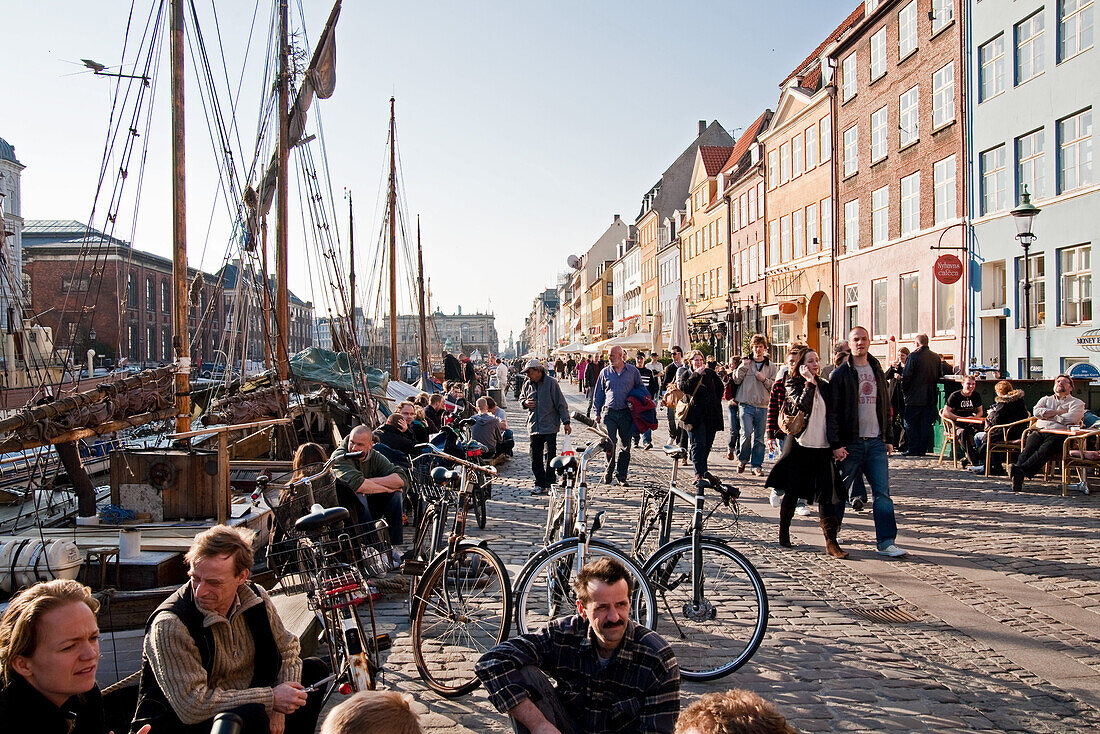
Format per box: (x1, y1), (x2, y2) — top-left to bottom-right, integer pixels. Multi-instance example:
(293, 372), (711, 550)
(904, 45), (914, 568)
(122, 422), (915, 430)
(820, 515), (849, 559)
(778, 501), (796, 548)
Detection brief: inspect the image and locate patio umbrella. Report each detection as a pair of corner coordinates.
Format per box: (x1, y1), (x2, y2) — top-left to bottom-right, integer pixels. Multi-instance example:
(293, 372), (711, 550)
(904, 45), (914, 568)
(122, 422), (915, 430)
(668, 296), (690, 354)
(650, 312), (664, 353)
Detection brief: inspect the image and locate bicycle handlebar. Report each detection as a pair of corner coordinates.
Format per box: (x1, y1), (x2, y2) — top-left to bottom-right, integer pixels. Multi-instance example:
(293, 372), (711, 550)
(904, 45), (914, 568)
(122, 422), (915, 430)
(413, 442), (498, 476)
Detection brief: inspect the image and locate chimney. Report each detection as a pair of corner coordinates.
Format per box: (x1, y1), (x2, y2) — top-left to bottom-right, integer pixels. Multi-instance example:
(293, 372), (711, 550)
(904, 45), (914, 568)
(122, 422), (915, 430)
(613, 214), (621, 223)
(698, 120), (707, 136)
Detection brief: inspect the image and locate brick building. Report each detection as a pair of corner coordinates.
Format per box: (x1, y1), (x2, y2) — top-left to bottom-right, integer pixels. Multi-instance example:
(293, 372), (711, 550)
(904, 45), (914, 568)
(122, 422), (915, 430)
(830, 0), (966, 366)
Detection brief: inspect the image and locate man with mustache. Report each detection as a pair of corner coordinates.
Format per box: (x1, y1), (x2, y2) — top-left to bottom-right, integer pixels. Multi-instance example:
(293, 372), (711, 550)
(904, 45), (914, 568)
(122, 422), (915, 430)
(476, 558), (680, 733)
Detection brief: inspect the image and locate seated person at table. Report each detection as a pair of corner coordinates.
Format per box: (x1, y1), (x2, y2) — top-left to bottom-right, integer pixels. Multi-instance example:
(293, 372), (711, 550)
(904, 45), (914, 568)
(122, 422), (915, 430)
(970, 380), (1030, 476)
(374, 412), (417, 465)
(484, 396), (515, 457)
(132, 525), (326, 734)
(470, 397), (505, 462)
(1011, 374), (1086, 491)
(331, 425), (407, 555)
(0, 579), (151, 734)
(942, 374), (984, 466)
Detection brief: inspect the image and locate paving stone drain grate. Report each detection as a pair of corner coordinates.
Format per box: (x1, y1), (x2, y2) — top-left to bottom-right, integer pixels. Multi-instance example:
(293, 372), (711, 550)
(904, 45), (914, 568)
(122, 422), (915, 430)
(843, 604), (922, 624)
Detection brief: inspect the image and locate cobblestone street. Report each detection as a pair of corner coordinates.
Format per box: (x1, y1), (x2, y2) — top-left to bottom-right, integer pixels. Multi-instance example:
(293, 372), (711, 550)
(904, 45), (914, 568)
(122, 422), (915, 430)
(363, 390), (1100, 732)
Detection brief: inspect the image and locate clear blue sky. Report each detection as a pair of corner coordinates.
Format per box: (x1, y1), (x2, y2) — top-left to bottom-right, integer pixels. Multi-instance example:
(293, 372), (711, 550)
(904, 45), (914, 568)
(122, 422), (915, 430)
(3, 0), (857, 351)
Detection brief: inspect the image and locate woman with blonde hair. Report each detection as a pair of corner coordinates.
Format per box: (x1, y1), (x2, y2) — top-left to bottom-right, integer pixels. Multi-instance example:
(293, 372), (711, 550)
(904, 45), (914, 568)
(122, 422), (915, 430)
(321, 691), (423, 734)
(0, 579), (150, 733)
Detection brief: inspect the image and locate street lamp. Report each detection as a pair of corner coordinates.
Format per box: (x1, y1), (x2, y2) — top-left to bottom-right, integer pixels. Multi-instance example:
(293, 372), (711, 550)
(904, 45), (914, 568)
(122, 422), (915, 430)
(726, 283), (740, 361)
(1011, 185), (1041, 379)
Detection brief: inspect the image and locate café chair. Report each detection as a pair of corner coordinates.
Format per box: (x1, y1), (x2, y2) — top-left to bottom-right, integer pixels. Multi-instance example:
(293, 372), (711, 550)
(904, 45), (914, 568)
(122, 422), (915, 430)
(1062, 428), (1100, 496)
(985, 417), (1036, 478)
(938, 413), (961, 469)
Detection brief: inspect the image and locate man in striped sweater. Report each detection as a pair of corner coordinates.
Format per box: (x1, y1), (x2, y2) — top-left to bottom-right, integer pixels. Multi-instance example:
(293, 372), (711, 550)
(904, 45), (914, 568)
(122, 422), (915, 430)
(131, 525), (326, 734)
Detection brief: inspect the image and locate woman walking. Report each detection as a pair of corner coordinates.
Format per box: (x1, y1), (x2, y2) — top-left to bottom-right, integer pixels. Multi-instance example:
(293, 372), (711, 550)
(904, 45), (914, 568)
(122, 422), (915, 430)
(765, 346), (849, 558)
(679, 349), (725, 484)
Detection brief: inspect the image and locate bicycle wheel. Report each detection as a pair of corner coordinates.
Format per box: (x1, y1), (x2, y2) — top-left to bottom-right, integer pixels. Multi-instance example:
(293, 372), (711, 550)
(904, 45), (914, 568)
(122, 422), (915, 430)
(642, 537), (768, 681)
(474, 483), (488, 530)
(411, 544), (512, 697)
(632, 486), (665, 563)
(514, 539), (656, 635)
(318, 572), (379, 691)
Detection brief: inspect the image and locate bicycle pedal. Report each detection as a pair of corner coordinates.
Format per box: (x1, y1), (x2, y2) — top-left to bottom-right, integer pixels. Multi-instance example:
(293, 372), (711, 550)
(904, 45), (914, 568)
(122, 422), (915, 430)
(375, 633), (392, 652)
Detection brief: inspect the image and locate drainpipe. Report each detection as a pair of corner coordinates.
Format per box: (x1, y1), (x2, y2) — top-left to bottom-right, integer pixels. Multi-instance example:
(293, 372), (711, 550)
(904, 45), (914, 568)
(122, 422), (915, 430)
(962, 0), (974, 370)
(828, 68), (841, 341)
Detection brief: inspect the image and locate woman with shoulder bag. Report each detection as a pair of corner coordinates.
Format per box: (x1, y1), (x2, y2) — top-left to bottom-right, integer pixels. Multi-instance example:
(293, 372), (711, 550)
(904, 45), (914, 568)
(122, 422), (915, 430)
(764, 346), (850, 558)
(679, 350), (725, 484)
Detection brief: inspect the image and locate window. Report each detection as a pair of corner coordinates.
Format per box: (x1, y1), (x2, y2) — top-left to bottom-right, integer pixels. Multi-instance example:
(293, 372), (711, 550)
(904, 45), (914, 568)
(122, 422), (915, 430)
(768, 150), (778, 189)
(749, 186), (757, 221)
(128, 324), (139, 358)
(821, 197), (833, 252)
(780, 215), (791, 262)
(1060, 244), (1092, 325)
(820, 116), (832, 161)
(871, 106), (888, 162)
(898, 1), (918, 58)
(1016, 11), (1046, 84)
(901, 172), (920, 237)
(932, 0), (954, 33)
(606, 280), (613, 296)
(145, 277), (155, 311)
(845, 284), (859, 335)
(146, 326), (156, 361)
(935, 278), (956, 335)
(871, 28), (887, 80)
(793, 135), (804, 178)
(979, 35), (1006, 102)
(933, 62), (955, 128)
(807, 202), (819, 253)
(872, 278), (888, 338)
(1058, 108), (1093, 193)
(770, 321), (791, 363)
(934, 155), (957, 224)
(899, 86), (919, 147)
(806, 123), (818, 168)
(900, 273), (919, 337)
(793, 208), (805, 259)
(981, 145), (1008, 215)
(127, 273), (138, 309)
(1016, 128), (1047, 201)
(844, 199), (860, 252)
(62, 277), (90, 292)
(1016, 253), (1046, 327)
(843, 125), (859, 176)
(1019, 356), (1044, 378)
(780, 142), (791, 184)
(872, 186), (890, 246)
(607, 306), (614, 323)
(769, 220), (779, 265)
(740, 193), (748, 227)
(842, 54), (857, 101)
(163, 329), (172, 362)
(1059, 0), (1094, 61)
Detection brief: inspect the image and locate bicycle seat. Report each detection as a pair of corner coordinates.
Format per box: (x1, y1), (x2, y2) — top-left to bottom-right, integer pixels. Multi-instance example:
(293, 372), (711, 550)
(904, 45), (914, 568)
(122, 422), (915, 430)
(431, 466), (460, 484)
(549, 455), (577, 472)
(662, 446), (688, 461)
(457, 440), (487, 454)
(294, 505), (350, 534)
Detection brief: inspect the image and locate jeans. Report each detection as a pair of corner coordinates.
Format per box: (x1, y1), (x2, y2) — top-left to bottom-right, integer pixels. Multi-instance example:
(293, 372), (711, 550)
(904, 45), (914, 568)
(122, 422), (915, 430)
(688, 420), (719, 477)
(603, 408), (634, 481)
(738, 404), (767, 467)
(727, 403), (741, 451)
(1015, 431), (1066, 478)
(666, 405), (680, 443)
(500, 429), (515, 456)
(530, 432), (557, 489)
(509, 666), (582, 734)
(903, 404), (936, 455)
(358, 490), (404, 545)
(836, 437), (898, 550)
(633, 427), (652, 446)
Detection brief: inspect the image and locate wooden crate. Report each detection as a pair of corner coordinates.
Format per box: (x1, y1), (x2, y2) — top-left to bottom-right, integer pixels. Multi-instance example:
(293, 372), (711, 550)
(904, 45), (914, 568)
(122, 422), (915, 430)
(110, 449), (224, 521)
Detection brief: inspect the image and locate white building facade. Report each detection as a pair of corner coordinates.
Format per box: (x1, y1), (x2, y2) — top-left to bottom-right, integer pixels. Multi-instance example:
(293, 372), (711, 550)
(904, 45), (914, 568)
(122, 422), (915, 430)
(0, 137), (25, 333)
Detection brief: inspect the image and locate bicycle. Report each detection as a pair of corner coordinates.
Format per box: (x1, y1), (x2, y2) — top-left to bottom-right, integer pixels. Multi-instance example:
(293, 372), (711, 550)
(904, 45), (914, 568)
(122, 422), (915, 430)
(511, 411), (656, 635)
(430, 418), (492, 530)
(261, 454), (389, 695)
(636, 445), (768, 681)
(408, 442), (512, 697)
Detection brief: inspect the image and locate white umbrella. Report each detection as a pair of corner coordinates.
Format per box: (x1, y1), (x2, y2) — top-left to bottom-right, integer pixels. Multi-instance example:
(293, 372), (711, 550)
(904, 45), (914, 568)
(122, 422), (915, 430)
(650, 312), (664, 354)
(668, 296), (690, 354)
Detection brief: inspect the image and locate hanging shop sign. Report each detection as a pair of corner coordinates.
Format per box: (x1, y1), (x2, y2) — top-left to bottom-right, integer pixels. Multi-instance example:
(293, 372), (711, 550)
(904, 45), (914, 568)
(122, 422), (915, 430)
(1076, 329), (1100, 353)
(933, 254), (963, 285)
(1069, 361), (1100, 379)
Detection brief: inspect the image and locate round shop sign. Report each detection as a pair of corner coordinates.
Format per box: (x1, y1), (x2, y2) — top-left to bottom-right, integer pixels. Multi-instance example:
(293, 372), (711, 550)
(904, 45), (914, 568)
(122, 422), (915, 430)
(1076, 328), (1100, 353)
(1069, 361), (1100, 379)
(933, 254), (963, 285)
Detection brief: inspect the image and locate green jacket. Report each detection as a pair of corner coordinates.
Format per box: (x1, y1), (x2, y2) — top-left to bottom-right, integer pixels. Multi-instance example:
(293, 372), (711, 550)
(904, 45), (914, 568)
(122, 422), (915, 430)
(330, 435), (405, 490)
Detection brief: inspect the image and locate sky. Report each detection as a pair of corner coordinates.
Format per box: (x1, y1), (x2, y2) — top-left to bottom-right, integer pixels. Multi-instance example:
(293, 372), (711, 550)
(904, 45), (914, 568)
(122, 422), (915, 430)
(2, 0), (858, 353)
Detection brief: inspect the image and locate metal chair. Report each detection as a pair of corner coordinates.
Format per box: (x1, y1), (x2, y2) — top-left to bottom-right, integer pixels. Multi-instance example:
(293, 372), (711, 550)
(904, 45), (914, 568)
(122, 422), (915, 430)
(938, 413), (960, 468)
(984, 417), (1036, 477)
(1061, 428), (1100, 496)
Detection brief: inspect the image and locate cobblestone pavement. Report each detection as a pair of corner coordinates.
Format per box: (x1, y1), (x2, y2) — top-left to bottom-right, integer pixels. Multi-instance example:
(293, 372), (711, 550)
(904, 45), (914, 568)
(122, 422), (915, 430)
(341, 389), (1100, 733)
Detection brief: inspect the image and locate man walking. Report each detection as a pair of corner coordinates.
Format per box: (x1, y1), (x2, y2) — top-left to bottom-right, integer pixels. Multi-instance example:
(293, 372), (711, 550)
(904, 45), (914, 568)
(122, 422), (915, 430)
(662, 346), (686, 445)
(731, 335), (777, 475)
(828, 326), (907, 557)
(633, 351), (658, 450)
(593, 345), (645, 486)
(722, 356), (741, 461)
(520, 359), (571, 495)
(900, 334), (942, 456)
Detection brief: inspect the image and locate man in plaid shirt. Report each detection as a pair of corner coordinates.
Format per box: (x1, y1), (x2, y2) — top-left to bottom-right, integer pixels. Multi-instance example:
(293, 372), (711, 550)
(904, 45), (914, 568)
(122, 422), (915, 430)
(475, 558), (680, 733)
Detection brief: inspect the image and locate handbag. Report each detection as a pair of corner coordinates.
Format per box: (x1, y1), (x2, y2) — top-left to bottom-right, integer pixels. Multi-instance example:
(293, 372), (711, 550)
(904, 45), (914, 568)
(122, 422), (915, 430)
(778, 399), (807, 437)
(675, 375), (704, 430)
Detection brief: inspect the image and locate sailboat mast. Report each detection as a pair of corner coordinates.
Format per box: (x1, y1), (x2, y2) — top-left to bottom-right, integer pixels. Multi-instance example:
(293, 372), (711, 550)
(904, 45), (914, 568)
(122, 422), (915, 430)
(387, 97), (398, 380)
(170, 0), (190, 433)
(348, 191), (356, 345)
(275, 0), (290, 387)
(416, 217), (428, 384)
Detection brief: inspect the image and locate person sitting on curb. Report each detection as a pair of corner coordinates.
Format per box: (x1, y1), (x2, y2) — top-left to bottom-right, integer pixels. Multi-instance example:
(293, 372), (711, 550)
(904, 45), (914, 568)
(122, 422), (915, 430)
(331, 425), (407, 563)
(471, 396), (507, 465)
(475, 558), (680, 734)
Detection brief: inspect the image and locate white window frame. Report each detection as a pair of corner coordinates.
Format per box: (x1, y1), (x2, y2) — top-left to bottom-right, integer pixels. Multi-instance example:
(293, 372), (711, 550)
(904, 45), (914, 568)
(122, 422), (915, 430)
(807, 201), (819, 253)
(1060, 243), (1092, 326)
(1016, 128), (1047, 202)
(844, 284), (859, 335)
(934, 155), (957, 224)
(1058, 108), (1093, 193)
(871, 28), (888, 80)
(932, 62), (955, 129)
(932, 0), (954, 34)
(820, 116), (832, 162)
(871, 106), (889, 163)
(899, 85), (919, 147)
(806, 123), (819, 169)
(780, 215), (791, 262)
(935, 277), (957, 336)
(821, 197), (833, 253)
(780, 142), (791, 184)
(981, 145), (1008, 215)
(901, 172), (920, 237)
(900, 272), (920, 338)
(792, 134), (804, 178)
(843, 125), (859, 176)
(844, 198), (860, 252)
(979, 34), (1006, 102)
(1016, 11), (1047, 85)
(842, 54), (857, 101)
(872, 278), (888, 339)
(1017, 253), (1047, 328)
(768, 150), (778, 189)
(793, 208), (805, 259)
(1059, 0), (1095, 62)
(898, 1), (918, 58)
(872, 186), (890, 246)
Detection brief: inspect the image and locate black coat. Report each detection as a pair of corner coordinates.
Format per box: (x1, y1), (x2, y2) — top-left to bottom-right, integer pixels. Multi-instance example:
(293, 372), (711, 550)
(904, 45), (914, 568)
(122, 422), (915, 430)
(901, 345), (943, 407)
(0, 674), (105, 734)
(443, 354), (462, 381)
(680, 368), (725, 429)
(828, 355), (894, 447)
(376, 423), (417, 457)
(985, 389), (1031, 439)
(766, 376), (846, 504)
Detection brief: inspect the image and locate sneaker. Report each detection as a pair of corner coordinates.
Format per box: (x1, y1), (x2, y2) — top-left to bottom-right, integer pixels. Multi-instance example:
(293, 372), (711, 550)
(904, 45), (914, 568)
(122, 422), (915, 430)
(751, 467), (763, 477)
(769, 489), (782, 508)
(617, 478), (630, 487)
(642, 442), (652, 451)
(851, 498), (865, 512)
(726, 450), (736, 461)
(876, 544), (908, 558)
(969, 464), (985, 474)
(737, 462), (746, 474)
(531, 485), (549, 496)
(795, 504), (813, 517)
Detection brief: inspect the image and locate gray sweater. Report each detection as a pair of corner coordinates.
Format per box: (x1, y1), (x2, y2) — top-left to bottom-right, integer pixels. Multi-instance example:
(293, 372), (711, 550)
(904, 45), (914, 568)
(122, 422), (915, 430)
(520, 375), (571, 435)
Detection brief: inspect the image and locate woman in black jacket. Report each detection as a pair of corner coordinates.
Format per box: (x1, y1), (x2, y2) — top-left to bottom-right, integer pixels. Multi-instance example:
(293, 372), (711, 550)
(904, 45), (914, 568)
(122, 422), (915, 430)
(970, 380), (1030, 475)
(765, 346), (849, 558)
(679, 349), (725, 483)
